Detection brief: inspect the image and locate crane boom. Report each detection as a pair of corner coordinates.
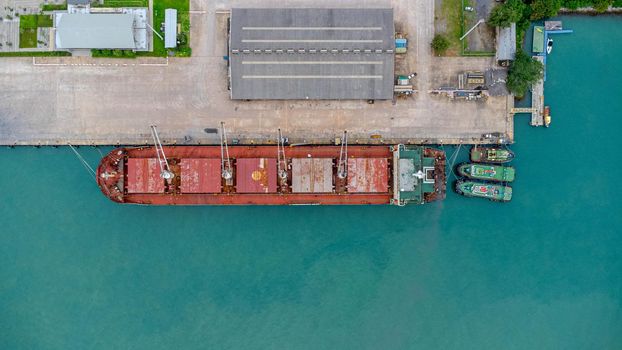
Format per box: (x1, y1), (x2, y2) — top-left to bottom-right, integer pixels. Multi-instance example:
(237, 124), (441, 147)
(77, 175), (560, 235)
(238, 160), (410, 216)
(277, 128), (288, 179)
(150, 125), (174, 181)
(220, 122), (232, 180)
(337, 131), (348, 179)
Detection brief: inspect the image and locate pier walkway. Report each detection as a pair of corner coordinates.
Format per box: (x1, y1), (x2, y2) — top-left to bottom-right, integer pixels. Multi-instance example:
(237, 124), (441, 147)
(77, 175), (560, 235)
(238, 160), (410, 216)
(511, 108), (536, 114)
(531, 56), (545, 126)
(509, 64), (543, 128)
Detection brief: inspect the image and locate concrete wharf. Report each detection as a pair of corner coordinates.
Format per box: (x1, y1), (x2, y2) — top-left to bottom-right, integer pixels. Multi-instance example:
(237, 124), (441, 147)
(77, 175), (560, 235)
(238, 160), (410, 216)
(530, 56), (545, 127)
(0, 0), (512, 147)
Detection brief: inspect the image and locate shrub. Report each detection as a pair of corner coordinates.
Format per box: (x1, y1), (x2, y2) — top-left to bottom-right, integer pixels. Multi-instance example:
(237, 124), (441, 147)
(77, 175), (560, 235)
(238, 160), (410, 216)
(431, 34), (450, 55)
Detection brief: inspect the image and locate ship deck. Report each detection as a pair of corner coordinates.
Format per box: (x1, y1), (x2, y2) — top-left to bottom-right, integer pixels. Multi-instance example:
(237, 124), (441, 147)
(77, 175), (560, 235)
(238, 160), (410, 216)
(96, 145), (445, 206)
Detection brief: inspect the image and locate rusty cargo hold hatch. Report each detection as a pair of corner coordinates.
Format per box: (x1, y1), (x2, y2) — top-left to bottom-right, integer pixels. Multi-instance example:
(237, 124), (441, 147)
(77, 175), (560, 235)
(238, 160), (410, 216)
(126, 158), (166, 193)
(291, 158), (333, 193)
(347, 158), (389, 193)
(180, 159), (221, 193)
(236, 158), (277, 193)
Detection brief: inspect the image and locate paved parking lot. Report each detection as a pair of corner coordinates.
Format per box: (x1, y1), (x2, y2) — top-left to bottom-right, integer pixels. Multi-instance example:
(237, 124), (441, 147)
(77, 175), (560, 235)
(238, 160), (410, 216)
(0, 0), (513, 146)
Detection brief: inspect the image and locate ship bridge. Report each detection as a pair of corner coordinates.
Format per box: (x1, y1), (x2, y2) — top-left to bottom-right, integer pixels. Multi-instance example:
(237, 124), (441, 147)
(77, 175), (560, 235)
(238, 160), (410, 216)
(392, 145), (437, 206)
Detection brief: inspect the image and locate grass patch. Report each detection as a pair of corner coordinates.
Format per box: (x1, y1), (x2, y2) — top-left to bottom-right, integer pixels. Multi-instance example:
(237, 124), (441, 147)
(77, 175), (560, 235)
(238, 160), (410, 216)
(19, 15), (38, 29)
(19, 29), (37, 48)
(37, 15), (53, 27)
(138, 0), (191, 57)
(42, 3), (67, 11)
(20, 15), (53, 28)
(94, 0), (148, 7)
(91, 49), (137, 58)
(439, 0), (464, 55)
(437, 0), (489, 56)
(0, 51), (71, 57)
(19, 15), (53, 49)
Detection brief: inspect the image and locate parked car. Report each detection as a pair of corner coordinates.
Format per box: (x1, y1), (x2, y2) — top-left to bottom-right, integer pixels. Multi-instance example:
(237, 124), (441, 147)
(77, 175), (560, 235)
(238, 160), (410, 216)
(464, 6), (474, 11)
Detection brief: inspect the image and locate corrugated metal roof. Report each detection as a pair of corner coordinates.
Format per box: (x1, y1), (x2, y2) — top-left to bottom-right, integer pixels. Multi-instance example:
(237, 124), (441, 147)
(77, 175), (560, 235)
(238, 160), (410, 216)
(55, 13), (136, 49)
(236, 158), (277, 193)
(496, 22), (516, 61)
(164, 9), (177, 48)
(180, 159), (221, 193)
(229, 8), (394, 100)
(347, 158), (388, 193)
(126, 158), (165, 193)
(291, 158), (333, 193)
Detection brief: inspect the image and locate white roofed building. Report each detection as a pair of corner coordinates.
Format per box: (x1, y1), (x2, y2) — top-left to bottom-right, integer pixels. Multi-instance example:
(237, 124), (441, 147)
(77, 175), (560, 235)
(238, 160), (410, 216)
(54, 8), (148, 51)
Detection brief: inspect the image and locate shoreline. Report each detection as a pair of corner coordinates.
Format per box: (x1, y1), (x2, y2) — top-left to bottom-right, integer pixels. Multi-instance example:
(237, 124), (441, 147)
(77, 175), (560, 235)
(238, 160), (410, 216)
(559, 6), (622, 14)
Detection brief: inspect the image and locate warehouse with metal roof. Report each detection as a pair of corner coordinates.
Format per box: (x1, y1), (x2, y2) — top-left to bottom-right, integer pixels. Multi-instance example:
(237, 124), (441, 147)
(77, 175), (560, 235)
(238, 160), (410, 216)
(496, 23), (516, 65)
(228, 8), (395, 100)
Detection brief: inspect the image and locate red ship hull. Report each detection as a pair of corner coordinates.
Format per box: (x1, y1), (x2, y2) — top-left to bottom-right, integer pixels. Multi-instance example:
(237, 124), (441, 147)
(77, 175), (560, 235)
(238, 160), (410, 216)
(96, 145), (445, 206)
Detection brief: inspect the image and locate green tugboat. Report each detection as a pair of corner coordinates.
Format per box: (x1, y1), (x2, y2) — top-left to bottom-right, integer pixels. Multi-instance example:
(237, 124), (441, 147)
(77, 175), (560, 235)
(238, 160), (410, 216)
(470, 147), (514, 163)
(455, 180), (512, 202)
(456, 163), (515, 182)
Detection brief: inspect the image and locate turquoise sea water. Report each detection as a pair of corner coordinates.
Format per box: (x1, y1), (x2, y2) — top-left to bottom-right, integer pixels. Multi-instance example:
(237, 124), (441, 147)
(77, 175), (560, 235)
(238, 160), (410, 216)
(1, 16), (622, 349)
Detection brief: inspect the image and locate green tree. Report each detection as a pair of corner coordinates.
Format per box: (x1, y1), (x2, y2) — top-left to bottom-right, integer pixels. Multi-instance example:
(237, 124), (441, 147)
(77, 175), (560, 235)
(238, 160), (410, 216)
(431, 34), (450, 55)
(593, 0), (612, 12)
(506, 51), (544, 98)
(563, 0), (581, 10)
(488, 0), (526, 27)
(530, 0), (562, 19)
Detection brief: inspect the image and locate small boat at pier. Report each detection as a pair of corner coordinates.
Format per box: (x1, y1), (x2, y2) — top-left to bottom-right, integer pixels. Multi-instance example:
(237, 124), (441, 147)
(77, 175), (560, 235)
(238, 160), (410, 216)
(470, 147), (514, 163)
(547, 38), (553, 54)
(456, 163), (515, 182)
(454, 180), (512, 202)
(544, 106), (551, 127)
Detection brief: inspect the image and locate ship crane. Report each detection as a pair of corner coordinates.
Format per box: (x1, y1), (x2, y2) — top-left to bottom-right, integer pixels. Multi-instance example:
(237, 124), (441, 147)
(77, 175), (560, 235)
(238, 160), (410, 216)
(277, 128), (288, 180)
(220, 122), (233, 180)
(150, 125), (174, 181)
(337, 131), (348, 179)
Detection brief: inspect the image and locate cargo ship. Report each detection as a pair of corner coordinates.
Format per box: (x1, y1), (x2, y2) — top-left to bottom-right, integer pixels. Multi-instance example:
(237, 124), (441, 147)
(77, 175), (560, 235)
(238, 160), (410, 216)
(470, 146), (514, 163)
(456, 163), (515, 182)
(96, 144), (446, 206)
(454, 180), (512, 202)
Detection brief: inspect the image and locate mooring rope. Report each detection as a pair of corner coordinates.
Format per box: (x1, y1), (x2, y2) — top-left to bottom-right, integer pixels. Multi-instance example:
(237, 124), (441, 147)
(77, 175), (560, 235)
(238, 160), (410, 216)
(447, 144), (463, 180)
(68, 144), (96, 179)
